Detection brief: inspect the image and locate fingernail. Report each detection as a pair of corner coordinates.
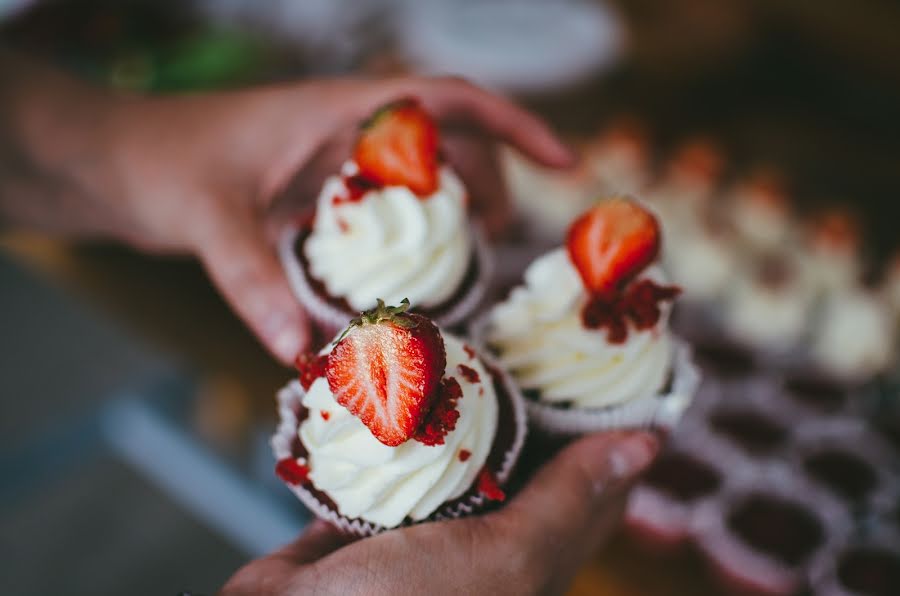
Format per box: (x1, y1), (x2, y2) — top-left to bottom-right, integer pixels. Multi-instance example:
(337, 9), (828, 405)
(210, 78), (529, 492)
(607, 432), (659, 481)
(272, 327), (303, 363)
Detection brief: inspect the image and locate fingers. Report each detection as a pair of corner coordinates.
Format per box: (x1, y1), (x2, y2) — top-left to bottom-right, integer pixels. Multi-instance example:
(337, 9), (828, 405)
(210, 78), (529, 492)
(197, 214), (310, 364)
(441, 134), (511, 237)
(366, 77), (574, 169)
(492, 431), (659, 587)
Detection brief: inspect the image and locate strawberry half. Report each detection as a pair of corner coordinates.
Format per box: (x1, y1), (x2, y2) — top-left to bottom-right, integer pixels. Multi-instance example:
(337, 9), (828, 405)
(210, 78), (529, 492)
(567, 197), (661, 295)
(353, 98), (440, 197)
(326, 299), (447, 446)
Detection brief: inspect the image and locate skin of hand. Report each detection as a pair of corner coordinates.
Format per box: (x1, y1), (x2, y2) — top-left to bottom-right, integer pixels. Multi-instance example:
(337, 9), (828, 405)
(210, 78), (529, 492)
(219, 430), (659, 596)
(0, 53), (574, 363)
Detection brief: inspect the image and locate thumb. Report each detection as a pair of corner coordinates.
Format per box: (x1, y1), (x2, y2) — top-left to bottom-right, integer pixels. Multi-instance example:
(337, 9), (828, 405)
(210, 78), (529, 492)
(198, 218), (310, 364)
(492, 431), (659, 591)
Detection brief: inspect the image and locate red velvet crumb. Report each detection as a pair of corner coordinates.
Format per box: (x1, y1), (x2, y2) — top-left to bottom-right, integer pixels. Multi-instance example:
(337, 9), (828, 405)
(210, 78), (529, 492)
(320, 410), (330, 421)
(414, 377), (463, 446)
(477, 467), (506, 502)
(463, 344), (477, 360)
(459, 449), (472, 462)
(295, 352), (329, 391)
(457, 364), (480, 384)
(333, 173), (381, 205)
(581, 279), (680, 344)
(275, 458), (309, 486)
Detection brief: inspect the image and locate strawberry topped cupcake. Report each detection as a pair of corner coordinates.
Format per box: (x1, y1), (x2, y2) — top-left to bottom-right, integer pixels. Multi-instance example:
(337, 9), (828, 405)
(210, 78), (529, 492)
(280, 99), (490, 336)
(476, 197), (700, 434)
(272, 300), (526, 534)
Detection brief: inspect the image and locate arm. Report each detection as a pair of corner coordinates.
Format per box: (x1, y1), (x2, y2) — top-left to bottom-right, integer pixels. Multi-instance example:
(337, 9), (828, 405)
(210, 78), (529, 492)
(0, 50), (573, 361)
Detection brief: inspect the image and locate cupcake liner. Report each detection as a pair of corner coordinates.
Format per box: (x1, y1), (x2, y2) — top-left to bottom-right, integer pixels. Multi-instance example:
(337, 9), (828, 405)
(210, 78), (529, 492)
(278, 222), (493, 339)
(790, 418), (900, 513)
(270, 351), (527, 537)
(626, 426), (746, 547)
(528, 339), (700, 435)
(809, 519), (900, 596)
(692, 464), (850, 596)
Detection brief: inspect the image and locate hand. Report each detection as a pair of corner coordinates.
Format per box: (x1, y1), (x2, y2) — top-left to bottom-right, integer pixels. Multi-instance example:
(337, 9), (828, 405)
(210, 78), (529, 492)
(105, 78), (572, 363)
(220, 431), (659, 596)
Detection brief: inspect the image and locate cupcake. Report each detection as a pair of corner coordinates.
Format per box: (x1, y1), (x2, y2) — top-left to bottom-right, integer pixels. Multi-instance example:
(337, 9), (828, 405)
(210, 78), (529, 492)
(727, 170), (791, 253)
(502, 144), (596, 241)
(800, 208), (862, 294)
(476, 197), (700, 435)
(582, 119), (650, 197)
(279, 98), (491, 337)
(271, 300), (526, 535)
(722, 253), (815, 354)
(645, 138), (724, 239)
(810, 288), (896, 381)
(663, 212), (738, 303)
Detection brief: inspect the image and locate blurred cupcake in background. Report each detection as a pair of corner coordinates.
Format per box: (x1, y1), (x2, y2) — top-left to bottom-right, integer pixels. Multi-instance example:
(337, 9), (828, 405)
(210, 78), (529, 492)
(800, 207), (863, 294)
(722, 254), (815, 355)
(501, 144), (596, 241)
(645, 139), (724, 239)
(582, 118), (651, 198)
(663, 210), (738, 304)
(475, 197), (700, 435)
(727, 169), (792, 253)
(811, 288), (896, 382)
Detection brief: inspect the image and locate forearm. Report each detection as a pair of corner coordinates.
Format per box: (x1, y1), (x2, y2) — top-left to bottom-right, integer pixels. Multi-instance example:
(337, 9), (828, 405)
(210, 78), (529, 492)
(0, 49), (129, 238)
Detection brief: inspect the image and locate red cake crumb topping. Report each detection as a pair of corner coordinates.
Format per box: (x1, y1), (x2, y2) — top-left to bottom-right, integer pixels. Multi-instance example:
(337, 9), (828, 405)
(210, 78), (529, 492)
(457, 364), (480, 384)
(334, 173), (380, 205)
(320, 411), (330, 421)
(275, 458), (310, 486)
(458, 449), (471, 462)
(463, 344), (476, 360)
(295, 353), (329, 391)
(414, 377), (463, 446)
(582, 279), (680, 343)
(477, 467), (506, 502)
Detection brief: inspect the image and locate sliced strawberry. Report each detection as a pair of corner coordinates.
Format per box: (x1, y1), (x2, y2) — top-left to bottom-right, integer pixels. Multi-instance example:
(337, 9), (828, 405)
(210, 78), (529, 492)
(567, 197), (661, 295)
(326, 299), (447, 446)
(353, 98), (440, 197)
(295, 352), (328, 391)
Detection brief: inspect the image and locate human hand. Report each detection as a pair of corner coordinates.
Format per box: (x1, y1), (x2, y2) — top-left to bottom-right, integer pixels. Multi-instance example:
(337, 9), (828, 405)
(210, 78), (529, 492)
(94, 77), (572, 363)
(219, 430), (659, 596)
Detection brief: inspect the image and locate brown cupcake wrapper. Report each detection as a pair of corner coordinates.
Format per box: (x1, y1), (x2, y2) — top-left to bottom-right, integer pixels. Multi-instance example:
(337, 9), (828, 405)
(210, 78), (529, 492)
(271, 351), (527, 537)
(278, 223), (493, 338)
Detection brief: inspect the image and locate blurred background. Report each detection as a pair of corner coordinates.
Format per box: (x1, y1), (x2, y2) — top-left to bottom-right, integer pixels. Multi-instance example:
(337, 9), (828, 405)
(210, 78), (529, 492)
(1, 0), (899, 594)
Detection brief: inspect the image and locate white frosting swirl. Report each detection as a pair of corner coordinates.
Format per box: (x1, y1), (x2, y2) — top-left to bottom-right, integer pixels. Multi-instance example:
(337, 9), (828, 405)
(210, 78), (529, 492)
(305, 162), (472, 311)
(485, 249), (674, 409)
(299, 332), (497, 528)
(812, 290), (895, 379)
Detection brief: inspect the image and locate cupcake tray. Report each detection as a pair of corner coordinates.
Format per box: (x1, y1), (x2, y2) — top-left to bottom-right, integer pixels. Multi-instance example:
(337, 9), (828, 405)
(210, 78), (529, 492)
(624, 356), (900, 595)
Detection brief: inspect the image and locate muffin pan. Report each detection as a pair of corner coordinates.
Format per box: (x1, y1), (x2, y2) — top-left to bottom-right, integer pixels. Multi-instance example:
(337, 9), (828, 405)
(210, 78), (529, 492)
(625, 360), (900, 595)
